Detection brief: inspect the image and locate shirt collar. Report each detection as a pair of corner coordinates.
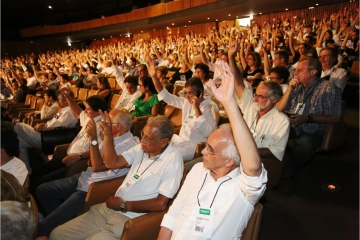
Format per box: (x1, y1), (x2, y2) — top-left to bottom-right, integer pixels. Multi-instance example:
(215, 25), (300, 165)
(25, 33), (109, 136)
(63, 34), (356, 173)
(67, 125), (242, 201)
(113, 131), (133, 146)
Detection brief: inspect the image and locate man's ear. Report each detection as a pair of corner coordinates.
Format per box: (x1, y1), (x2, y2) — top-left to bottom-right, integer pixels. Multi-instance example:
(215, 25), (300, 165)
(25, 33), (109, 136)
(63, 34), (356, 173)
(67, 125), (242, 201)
(309, 69), (317, 77)
(226, 158), (235, 167)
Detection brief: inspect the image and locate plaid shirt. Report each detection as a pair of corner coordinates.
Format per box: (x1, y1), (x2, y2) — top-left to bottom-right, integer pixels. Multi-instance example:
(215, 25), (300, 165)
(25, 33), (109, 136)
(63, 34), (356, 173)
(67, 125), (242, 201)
(286, 79), (342, 134)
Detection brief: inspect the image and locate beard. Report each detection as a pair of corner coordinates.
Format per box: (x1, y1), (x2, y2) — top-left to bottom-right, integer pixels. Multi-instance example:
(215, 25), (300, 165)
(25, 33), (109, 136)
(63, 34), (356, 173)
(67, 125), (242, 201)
(252, 99), (271, 112)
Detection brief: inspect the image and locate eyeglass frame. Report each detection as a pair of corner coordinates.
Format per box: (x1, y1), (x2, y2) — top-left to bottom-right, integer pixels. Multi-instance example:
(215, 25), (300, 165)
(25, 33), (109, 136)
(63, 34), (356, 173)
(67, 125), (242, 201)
(253, 93), (270, 100)
(140, 130), (161, 144)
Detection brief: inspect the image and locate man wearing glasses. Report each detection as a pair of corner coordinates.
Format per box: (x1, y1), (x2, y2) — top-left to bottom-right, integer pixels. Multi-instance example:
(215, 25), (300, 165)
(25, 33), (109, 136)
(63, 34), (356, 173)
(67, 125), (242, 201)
(146, 56), (218, 162)
(277, 57), (342, 176)
(36, 109), (138, 238)
(158, 61), (267, 240)
(228, 43), (290, 162)
(51, 115), (183, 240)
(319, 48), (347, 92)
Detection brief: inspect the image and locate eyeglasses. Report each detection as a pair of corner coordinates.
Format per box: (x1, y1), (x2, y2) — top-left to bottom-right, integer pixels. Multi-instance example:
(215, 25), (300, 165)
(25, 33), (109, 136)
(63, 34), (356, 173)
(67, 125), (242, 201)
(319, 54), (331, 59)
(203, 143), (223, 156)
(253, 93), (269, 99)
(140, 130), (159, 143)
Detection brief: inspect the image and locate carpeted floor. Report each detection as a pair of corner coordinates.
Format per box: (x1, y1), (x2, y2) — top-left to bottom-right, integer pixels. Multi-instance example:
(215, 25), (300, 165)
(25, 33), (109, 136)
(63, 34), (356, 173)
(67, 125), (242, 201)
(259, 107), (359, 240)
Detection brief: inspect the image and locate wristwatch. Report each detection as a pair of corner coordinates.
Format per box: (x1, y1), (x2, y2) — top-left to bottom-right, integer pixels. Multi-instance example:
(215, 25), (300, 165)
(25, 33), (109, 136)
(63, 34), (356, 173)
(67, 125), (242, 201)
(120, 201), (127, 213)
(306, 115), (314, 123)
(91, 140), (98, 146)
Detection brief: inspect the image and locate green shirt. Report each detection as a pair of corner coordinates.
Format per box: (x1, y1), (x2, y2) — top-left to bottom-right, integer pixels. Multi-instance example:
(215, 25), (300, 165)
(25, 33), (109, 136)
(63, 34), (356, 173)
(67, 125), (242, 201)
(131, 94), (159, 117)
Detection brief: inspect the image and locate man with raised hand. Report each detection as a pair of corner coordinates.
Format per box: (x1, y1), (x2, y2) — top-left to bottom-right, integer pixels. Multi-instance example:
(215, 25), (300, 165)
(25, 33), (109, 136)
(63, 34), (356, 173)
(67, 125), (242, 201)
(146, 52), (218, 161)
(50, 114), (183, 240)
(36, 109), (138, 237)
(228, 42), (290, 161)
(158, 62), (267, 240)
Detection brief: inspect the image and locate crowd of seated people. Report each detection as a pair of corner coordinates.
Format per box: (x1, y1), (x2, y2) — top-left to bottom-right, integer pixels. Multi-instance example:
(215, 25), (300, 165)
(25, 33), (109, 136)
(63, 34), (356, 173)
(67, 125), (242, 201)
(0, 3), (358, 239)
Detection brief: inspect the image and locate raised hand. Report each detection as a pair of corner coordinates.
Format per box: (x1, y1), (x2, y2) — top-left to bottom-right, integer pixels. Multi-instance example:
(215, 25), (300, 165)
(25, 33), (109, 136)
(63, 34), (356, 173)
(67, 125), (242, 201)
(228, 41), (239, 57)
(210, 61), (235, 104)
(85, 117), (98, 141)
(98, 110), (113, 138)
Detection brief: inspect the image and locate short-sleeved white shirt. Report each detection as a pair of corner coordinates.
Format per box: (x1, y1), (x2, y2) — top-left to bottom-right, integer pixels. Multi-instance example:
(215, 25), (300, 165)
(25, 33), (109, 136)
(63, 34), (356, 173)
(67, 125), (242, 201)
(115, 144), (184, 219)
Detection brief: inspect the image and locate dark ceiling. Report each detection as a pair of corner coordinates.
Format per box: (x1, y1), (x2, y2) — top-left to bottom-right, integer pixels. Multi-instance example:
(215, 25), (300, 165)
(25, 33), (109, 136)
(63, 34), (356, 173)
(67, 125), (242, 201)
(2, 0), (346, 42)
(2, 0), (160, 40)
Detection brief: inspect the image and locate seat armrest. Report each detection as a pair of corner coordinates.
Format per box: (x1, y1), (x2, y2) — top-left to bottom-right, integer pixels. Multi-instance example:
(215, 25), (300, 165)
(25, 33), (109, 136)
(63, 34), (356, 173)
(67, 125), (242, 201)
(40, 128), (79, 155)
(82, 176), (126, 214)
(121, 211), (166, 240)
(318, 122), (348, 152)
(52, 144), (71, 160)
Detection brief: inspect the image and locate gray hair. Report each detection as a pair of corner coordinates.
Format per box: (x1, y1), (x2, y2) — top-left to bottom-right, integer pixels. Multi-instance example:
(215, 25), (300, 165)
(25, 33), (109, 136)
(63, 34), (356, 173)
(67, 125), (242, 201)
(258, 81), (283, 102)
(110, 108), (133, 132)
(218, 124), (240, 166)
(147, 115), (174, 140)
(1, 201), (35, 240)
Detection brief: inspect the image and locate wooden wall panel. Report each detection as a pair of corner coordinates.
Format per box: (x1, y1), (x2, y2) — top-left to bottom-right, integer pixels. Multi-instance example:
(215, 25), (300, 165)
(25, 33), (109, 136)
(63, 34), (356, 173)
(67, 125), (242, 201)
(253, 2), (358, 27)
(20, 0), (219, 38)
(1, 41), (84, 58)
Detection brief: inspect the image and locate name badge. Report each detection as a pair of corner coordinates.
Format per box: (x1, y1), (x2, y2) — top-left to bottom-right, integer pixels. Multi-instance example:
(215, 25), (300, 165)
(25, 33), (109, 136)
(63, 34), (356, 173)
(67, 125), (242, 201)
(123, 173), (141, 192)
(188, 115), (194, 119)
(192, 207), (214, 238)
(295, 103), (305, 115)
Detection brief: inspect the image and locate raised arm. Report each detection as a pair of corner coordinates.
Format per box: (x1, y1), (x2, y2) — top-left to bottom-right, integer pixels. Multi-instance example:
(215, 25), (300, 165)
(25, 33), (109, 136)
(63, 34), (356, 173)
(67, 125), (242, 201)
(98, 110), (129, 169)
(210, 61), (261, 176)
(146, 53), (164, 94)
(85, 118), (108, 172)
(228, 42), (245, 99)
(60, 87), (82, 118)
(288, 28), (296, 57)
(239, 38), (247, 69)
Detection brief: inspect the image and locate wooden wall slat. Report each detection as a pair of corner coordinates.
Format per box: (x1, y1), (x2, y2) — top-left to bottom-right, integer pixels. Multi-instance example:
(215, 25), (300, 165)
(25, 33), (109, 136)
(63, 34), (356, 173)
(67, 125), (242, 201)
(20, 0), (219, 38)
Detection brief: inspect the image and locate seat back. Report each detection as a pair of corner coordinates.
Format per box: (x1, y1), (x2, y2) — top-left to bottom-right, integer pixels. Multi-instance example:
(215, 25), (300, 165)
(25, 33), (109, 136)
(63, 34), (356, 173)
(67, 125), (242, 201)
(172, 84), (184, 95)
(192, 142), (205, 160)
(166, 71), (176, 79)
(261, 156), (284, 190)
(87, 89), (98, 98)
(24, 94), (32, 105)
(77, 88), (89, 101)
(40, 127), (80, 155)
(35, 97), (45, 111)
(164, 105), (182, 133)
(29, 95), (38, 109)
(71, 86), (79, 99)
(109, 93), (121, 110)
(241, 203), (263, 240)
(108, 77), (117, 89)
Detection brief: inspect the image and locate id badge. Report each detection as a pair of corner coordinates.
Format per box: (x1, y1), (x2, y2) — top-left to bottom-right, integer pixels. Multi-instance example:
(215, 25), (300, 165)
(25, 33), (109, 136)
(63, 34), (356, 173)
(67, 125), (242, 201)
(192, 207), (214, 238)
(123, 173), (141, 192)
(295, 103), (305, 115)
(188, 115), (194, 119)
(250, 128), (257, 138)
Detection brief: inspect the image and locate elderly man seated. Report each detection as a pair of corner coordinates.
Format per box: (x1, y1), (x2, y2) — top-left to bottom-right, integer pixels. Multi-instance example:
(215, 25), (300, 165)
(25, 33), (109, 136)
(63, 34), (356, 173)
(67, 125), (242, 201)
(36, 109), (138, 237)
(50, 115), (183, 240)
(158, 61), (267, 240)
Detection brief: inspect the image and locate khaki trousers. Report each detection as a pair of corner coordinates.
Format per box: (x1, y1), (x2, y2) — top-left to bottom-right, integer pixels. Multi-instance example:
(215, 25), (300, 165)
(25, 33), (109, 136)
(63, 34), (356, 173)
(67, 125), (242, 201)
(49, 202), (130, 240)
